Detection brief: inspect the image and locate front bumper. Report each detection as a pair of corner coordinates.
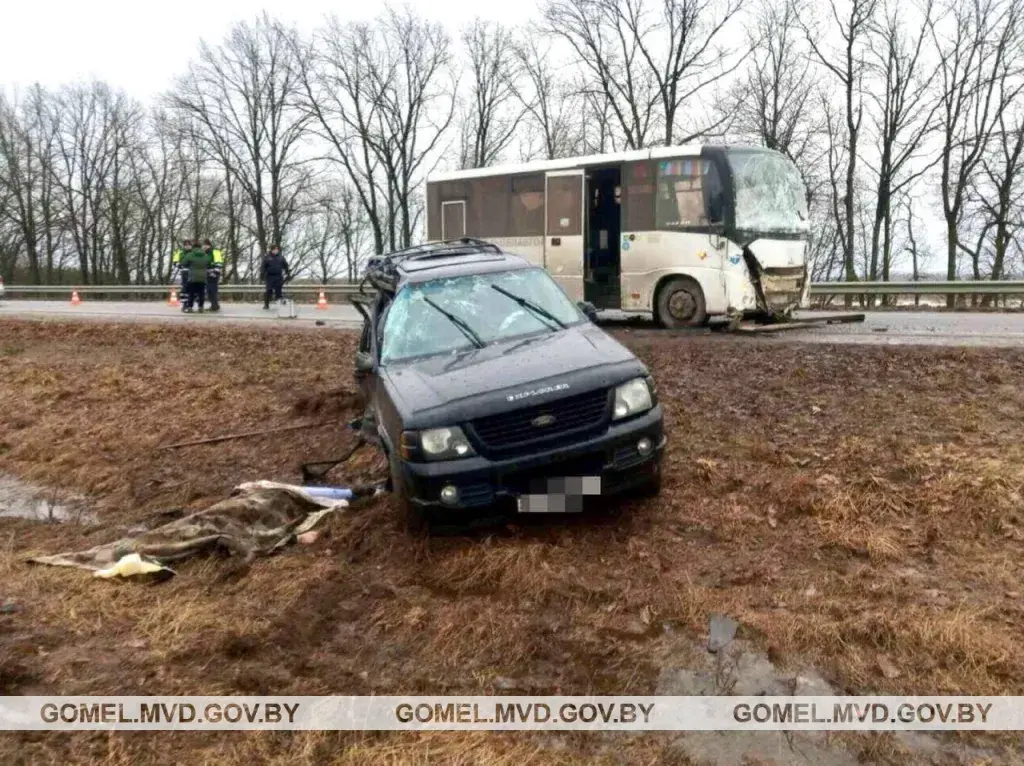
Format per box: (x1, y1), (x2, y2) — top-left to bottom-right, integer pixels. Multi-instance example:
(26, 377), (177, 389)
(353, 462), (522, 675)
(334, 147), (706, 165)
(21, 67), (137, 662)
(397, 405), (665, 510)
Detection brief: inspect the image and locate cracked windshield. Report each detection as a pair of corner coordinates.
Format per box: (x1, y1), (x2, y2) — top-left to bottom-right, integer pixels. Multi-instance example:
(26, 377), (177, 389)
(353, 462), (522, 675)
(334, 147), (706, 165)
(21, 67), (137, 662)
(381, 268), (583, 363)
(728, 149), (808, 234)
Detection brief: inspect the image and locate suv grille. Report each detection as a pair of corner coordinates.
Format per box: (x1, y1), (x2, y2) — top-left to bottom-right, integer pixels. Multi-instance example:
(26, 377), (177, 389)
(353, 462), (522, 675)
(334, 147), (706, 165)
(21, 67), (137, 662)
(469, 388), (610, 455)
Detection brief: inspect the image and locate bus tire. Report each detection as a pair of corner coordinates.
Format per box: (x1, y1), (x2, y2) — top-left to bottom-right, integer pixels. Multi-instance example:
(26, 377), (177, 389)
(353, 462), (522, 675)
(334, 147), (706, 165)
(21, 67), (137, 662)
(655, 277), (707, 328)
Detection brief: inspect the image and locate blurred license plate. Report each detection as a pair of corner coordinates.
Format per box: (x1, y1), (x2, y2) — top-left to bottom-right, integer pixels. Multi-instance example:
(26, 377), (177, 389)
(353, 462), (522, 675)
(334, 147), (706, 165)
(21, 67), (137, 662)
(516, 476), (601, 513)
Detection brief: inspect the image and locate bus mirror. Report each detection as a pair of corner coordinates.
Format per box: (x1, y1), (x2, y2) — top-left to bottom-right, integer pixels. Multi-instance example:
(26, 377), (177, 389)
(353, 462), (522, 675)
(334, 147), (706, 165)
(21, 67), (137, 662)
(578, 301), (599, 322)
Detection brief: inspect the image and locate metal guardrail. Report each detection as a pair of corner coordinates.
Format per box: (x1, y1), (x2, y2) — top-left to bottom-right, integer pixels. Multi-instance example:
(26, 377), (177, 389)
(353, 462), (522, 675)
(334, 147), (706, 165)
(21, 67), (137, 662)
(810, 280), (1024, 296)
(3, 280), (1024, 298)
(0, 283), (362, 295)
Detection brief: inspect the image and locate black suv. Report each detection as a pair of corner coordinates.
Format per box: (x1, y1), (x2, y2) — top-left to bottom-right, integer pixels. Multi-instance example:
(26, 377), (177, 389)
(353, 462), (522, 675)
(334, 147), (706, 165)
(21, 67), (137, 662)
(351, 238), (665, 533)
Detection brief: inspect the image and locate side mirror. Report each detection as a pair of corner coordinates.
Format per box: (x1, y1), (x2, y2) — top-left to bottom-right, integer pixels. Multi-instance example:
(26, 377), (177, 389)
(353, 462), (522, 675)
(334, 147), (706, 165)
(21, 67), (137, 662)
(577, 301), (599, 322)
(355, 351), (374, 374)
(709, 221), (726, 235)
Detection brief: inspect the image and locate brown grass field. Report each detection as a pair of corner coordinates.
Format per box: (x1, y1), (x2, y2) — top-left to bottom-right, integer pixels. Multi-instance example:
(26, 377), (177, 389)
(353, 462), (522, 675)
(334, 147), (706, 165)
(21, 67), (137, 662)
(1, 318), (1023, 764)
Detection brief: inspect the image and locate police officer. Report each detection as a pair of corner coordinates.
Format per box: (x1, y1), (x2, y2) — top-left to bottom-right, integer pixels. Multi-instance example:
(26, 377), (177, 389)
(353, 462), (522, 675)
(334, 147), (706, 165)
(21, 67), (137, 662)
(261, 244), (291, 310)
(172, 239), (193, 311)
(180, 242), (211, 313)
(203, 240), (224, 312)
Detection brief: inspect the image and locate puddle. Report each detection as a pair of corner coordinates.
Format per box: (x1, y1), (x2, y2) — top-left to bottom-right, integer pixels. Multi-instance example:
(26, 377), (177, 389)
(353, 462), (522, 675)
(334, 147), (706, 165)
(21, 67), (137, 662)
(0, 474), (96, 523)
(654, 616), (1015, 766)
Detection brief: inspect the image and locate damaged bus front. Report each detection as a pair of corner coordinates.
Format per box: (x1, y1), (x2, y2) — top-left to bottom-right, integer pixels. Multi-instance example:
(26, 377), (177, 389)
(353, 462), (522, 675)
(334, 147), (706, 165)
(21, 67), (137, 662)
(425, 143), (812, 329)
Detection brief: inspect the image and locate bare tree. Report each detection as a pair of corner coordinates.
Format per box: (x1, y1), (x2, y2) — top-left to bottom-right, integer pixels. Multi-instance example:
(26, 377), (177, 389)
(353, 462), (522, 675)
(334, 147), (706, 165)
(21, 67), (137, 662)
(511, 35), (585, 160)
(980, 109), (1024, 283)
(170, 13), (312, 258)
(543, 0), (745, 149)
(457, 19), (523, 168)
(732, 0), (818, 162)
(930, 0), (1023, 303)
(864, 0), (941, 295)
(0, 86), (65, 284)
(803, 0), (880, 289)
(297, 7), (456, 252)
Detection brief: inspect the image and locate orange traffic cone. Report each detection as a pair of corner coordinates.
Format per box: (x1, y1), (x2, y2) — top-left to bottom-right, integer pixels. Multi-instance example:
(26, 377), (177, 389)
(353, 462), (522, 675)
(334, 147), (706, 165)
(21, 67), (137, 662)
(316, 291), (328, 309)
(168, 288), (179, 307)
(71, 290), (81, 306)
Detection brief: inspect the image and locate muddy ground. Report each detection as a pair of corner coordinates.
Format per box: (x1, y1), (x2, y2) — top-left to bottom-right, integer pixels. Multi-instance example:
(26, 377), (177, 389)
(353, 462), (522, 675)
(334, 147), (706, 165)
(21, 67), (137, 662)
(1, 318), (1023, 765)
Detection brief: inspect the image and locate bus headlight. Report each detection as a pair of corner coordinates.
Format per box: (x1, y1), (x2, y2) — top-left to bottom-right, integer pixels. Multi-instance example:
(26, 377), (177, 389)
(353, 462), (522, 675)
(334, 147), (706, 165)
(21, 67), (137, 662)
(418, 427), (476, 461)
(613, 378), (653, 420)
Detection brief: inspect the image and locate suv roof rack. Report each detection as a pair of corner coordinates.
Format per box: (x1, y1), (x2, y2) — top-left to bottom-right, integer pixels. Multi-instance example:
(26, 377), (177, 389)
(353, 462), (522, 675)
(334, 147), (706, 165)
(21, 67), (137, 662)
(358, 238), (504, 295)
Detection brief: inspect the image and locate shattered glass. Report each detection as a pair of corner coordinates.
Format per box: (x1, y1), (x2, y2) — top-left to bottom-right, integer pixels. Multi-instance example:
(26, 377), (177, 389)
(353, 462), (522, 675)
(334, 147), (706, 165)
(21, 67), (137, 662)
(728, 149), (808, 235)
(380, 269), (584, 363)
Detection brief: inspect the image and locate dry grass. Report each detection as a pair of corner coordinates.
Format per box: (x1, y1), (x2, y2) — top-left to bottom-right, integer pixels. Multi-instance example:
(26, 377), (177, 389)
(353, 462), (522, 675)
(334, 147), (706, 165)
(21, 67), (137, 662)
(2, 318), (1024, 763)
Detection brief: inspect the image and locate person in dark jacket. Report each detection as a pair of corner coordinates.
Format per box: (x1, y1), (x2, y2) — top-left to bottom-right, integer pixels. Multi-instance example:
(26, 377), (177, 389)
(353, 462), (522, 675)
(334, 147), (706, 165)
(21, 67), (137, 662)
(261, 245), (291, 310)
(203, 240), (224, 312)
(180, 243), (212, 313)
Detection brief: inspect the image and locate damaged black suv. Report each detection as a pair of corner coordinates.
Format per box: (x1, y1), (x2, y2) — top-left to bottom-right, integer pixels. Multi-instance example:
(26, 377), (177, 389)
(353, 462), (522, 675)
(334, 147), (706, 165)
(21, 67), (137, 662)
(351, 238), (665, 533)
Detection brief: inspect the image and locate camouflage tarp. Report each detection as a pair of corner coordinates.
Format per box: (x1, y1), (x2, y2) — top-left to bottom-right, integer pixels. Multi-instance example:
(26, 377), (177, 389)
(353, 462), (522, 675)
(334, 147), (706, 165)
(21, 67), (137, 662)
(28, 481), (348, 577)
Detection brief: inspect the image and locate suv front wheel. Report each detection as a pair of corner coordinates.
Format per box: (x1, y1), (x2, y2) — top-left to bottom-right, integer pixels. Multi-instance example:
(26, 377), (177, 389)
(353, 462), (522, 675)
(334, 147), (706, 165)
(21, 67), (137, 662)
(389, 451), (428, 536)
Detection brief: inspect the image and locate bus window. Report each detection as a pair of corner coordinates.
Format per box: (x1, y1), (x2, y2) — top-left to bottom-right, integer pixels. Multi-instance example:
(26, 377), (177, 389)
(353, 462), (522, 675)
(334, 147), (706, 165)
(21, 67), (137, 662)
(622, 161), (655, 231)
(704, 162), (725, 224)
(546, 176), (582, 235)
(474, 176), (508, 237)
(509, 174), (545, 235)
(442, 201), (466, 239)
(656, 158), (707, 228)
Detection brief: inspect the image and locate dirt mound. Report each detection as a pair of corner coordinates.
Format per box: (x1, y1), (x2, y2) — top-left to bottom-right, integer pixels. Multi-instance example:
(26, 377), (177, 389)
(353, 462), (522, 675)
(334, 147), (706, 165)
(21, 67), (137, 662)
(292, 387), (365, 418)
(2, 319), (1024, 763)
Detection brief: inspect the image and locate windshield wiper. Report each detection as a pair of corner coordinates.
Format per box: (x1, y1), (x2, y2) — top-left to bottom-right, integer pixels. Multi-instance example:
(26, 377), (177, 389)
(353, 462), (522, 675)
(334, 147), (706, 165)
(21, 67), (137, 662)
(490, 284), (567, 330)
(421, 296), (486, 349)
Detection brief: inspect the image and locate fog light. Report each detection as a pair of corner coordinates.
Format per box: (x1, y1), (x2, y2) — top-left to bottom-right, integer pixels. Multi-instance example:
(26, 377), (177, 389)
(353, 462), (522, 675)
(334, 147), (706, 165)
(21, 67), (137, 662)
(439, 485), (459, 505)
(637, 437), (653, 456)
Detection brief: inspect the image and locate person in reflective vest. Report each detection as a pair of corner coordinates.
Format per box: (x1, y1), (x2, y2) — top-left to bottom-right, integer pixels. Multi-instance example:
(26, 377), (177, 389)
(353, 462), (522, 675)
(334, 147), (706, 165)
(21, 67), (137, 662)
(180, 242), (211, 313)
(204, 240), (224, 312)
(172, 239), (193, 310)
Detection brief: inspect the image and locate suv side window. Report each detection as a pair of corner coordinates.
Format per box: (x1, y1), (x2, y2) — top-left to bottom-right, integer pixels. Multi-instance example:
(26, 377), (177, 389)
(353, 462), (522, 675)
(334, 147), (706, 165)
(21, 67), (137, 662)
(375, 296), (392, 352)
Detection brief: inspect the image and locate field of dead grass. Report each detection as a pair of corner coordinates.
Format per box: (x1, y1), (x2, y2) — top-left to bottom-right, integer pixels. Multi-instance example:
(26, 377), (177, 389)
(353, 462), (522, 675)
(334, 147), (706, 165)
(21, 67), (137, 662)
(1, 318), (1023, 764)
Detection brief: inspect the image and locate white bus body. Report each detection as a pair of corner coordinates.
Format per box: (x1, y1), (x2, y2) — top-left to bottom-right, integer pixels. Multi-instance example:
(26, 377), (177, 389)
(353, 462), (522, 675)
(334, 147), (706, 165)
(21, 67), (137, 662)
(426, 145), (811, 327)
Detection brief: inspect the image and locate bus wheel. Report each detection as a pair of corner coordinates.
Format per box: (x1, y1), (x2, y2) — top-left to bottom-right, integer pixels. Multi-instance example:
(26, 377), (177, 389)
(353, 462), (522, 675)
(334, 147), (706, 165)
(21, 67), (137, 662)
(656, 278), (707, 328)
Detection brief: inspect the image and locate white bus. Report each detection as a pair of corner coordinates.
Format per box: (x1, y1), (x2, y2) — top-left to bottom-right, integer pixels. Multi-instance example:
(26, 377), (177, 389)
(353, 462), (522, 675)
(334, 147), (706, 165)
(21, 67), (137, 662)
(425, 145), (811, 328)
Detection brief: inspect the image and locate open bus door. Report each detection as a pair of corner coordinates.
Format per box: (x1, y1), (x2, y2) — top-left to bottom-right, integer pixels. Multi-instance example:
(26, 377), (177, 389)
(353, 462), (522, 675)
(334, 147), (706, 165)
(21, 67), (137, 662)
(544, 169), (585, 302)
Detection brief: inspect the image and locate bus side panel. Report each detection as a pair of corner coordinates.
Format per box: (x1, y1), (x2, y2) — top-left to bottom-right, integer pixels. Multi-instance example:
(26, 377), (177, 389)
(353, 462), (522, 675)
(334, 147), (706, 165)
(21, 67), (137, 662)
(619, 231), (731, 315)
(483, 237), (545, 268)
(426, 183), (441, 241)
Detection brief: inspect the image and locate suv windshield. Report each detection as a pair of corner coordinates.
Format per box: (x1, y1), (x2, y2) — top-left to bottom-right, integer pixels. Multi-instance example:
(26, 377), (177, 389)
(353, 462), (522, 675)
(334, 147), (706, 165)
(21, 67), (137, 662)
(380, 268), (584, 363)
(727, 149), (808, 235)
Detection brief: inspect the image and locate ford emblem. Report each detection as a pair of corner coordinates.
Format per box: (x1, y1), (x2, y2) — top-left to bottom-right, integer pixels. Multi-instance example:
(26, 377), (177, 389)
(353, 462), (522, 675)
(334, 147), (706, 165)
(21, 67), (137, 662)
(532, 414), (556, 428)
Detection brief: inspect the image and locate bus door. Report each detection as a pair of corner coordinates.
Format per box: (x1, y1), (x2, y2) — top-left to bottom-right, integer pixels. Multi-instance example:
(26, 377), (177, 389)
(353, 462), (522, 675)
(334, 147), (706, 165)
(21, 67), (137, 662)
(544, 169), (585, 302)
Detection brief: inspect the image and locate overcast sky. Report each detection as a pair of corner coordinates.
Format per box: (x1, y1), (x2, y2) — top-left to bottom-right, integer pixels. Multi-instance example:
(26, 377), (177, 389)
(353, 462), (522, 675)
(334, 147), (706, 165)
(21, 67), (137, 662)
(1, 0), (533, 99)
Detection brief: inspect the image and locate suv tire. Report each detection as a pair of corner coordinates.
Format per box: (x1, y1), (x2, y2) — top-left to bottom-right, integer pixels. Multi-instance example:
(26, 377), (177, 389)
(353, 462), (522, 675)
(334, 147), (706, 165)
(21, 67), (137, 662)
(389, 451), (428, 536)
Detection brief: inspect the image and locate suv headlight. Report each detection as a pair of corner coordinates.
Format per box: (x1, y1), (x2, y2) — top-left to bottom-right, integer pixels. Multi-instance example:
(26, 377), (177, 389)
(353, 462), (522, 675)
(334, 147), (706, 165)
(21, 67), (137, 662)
(613, 377), (653, 420)
(416, 426), (476, 461)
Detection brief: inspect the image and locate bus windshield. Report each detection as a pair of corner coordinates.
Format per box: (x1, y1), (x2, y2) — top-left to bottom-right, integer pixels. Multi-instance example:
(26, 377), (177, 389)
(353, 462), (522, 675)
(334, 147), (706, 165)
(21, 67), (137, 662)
(380, 268), (584, 363)
(727, 149), (808, 235)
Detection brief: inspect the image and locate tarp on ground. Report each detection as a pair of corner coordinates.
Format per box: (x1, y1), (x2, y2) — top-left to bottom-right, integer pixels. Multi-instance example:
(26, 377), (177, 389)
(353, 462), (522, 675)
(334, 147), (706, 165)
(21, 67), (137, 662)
(27, 481), (348, 577)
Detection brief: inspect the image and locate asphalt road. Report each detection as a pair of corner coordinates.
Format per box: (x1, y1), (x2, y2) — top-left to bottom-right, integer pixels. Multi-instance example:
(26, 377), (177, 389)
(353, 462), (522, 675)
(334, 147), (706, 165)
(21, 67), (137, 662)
(4, 299), (1024, 347)
(0, 298), (364, 329)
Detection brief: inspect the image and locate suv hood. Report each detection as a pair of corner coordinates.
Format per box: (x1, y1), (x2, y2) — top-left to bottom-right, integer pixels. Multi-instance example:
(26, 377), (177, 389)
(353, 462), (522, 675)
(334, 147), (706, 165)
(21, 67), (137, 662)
(382, 323), (646, 426)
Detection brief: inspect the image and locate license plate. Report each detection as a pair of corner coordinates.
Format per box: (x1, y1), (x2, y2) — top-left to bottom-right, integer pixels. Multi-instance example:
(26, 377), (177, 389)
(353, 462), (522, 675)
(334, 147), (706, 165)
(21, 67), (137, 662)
(516, 476), (601, 513)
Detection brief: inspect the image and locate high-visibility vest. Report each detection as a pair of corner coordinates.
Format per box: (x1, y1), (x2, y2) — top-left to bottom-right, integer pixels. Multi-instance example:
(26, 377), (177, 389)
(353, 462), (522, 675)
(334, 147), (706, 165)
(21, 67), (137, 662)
(172, 249), (182, 265)
(211, 249), (224, 265)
